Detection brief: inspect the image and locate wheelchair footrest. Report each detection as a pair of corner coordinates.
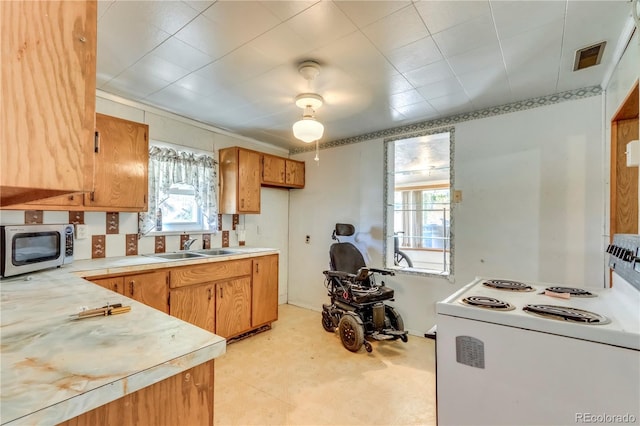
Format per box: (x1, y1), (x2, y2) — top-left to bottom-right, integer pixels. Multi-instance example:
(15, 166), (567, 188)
(370, 329), (408, 341)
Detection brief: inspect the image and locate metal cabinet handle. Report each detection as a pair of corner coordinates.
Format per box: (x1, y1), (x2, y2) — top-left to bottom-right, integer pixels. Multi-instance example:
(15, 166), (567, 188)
(220, 287), (224, 298)
(114, 283), (118, 293)
(256, 263), (259, 273)
(129, 281), (135, 296)
(208, 288), (212, 301)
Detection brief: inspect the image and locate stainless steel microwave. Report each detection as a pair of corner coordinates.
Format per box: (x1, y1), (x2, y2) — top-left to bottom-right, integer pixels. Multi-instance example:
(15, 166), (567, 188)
(1, 224), (74, 277)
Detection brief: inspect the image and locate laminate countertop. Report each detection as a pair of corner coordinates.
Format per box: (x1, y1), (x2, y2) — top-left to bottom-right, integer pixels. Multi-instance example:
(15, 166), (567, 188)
(0, 247), (277, 425)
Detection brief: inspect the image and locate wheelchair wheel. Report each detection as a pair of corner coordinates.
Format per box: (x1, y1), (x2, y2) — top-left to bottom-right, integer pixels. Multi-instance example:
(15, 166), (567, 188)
(385, 306), (406, 340)
(321, 311), (335, 332)
(338, 314), (364, 352)
(394, 250), (413, 267)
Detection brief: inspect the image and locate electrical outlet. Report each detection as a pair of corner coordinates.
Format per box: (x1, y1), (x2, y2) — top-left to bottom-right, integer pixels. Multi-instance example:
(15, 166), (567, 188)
(305, 235), (310, 244)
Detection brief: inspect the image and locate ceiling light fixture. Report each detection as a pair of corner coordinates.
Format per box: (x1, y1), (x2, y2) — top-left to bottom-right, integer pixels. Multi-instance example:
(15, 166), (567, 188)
(292, 61), (324, 143)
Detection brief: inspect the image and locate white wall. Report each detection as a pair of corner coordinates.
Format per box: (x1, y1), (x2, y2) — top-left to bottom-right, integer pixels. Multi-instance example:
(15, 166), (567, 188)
(289, 95), (604, 335)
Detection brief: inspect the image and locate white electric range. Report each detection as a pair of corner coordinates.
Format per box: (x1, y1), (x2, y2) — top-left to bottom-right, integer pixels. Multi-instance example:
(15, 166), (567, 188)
(436, 235), (640, 426)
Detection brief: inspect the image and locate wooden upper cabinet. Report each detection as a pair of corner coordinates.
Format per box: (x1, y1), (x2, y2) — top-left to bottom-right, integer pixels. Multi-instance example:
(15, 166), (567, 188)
(285, 159), (305, 188)
(262, 154), (286, 186)
(0, 0), (97, 206)
(261, 154), (305, 189)
(219, 147), (261, 214)
(86, 114), (149, 211)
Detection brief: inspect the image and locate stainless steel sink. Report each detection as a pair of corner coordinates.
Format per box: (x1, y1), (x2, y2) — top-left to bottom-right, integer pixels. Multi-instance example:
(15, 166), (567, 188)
(193, 249), (239, 256)
(148, 252), (208, 260)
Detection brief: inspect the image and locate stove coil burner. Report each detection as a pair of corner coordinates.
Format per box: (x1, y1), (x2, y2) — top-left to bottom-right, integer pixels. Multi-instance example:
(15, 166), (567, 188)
(523, 304), (610, 324)
(482, 279), (535, 292)
(543, 287), (595, 297)
(461, 296), (515, 311)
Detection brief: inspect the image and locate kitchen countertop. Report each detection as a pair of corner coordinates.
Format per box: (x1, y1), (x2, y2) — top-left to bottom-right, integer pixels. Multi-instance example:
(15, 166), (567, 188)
(0, 247), (277, 425)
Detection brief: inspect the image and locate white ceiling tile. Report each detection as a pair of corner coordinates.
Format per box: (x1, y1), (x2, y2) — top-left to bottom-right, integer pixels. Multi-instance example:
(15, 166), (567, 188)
(97, 0), (115, 20)
(106, 1), (199, 35)
(204, 44), (281, 86)
(491, 0), (567, 40)
(447, 43), (504, 76)
(174, 73), (227, 98)
(416, 77), (464, 101)
(432, 13), (499, 57)
(202, 1), (281, 43)
(182, 1), (214, 13)
(152, 37), (214, 72)
(501, 19), (563, 74)
(248, 25), (311, 66)
(427, 91), (472, 112)
(403, 60), (455, 88)
(509, 69), (558, 101)
(127, 54), (191, 84)
(390, 89), (426, 109)
(361, 5), (430, 53)
(308, 32), (395, 88)
(260, 0), (318, 22)
(394, 101), (439, 121)
(173, 15), (231, 58)
(386, 36), (443, 74)
(458, 67), (510, 92)
(470, 85), (513, 109)
(387, 73), (417, 95)
(103, 72), (169, 99)
(335, 1), (412, 28)
(415, 0), (491, 35)
(284, 1), (358, 52)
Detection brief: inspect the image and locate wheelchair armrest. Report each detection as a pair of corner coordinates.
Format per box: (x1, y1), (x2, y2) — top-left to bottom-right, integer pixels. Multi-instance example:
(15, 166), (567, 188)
(323, 270), (354, 280)
(369, 268), (395, 276)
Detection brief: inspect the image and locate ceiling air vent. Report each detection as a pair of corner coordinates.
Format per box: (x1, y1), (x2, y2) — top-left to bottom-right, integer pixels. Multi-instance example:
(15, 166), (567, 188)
(573, 42), (606, 71)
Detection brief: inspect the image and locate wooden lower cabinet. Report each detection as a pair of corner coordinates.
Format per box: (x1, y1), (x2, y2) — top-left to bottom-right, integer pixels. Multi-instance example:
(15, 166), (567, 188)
(89, 255), (278, 338)
(251, 255), (279, 327)
(170, 283), (216, 333)
(90, 270), (168, 314)
(215, 277), (252, 338)
(57, 360), (214, 426)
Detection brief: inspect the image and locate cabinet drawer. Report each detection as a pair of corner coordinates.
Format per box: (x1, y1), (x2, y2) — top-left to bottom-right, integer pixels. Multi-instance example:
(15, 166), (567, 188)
(170, 259), (252, 288)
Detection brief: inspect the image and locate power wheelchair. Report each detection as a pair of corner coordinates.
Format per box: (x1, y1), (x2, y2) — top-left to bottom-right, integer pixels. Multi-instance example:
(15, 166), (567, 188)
(322, 224), (408, 353)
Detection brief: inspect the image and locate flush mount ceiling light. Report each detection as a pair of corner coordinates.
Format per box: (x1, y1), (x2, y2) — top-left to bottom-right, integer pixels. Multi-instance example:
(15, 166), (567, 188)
(292, 61), (324, 143)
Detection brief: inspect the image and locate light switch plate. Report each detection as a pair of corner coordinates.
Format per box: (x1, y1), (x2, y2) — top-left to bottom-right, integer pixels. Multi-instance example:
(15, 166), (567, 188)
(75, 224), (88, 239)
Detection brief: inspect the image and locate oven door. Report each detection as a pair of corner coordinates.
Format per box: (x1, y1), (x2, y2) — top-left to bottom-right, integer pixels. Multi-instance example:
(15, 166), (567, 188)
(2, 226), (65, 277)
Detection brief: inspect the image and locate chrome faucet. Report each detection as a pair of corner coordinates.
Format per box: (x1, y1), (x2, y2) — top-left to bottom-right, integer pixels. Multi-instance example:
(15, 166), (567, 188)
(183, 238), (198, 251)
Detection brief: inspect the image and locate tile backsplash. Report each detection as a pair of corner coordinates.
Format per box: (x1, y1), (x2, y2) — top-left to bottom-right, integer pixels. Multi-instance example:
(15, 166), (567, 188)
(0, 210), (242, 260)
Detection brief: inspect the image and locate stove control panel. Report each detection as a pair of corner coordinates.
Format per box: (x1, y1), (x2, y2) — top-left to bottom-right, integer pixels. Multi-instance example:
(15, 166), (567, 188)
(609, 234), (640, 290)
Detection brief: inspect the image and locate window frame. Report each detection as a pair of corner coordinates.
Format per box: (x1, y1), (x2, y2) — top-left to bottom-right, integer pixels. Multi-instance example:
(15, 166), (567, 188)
(383, 126), (455, 278)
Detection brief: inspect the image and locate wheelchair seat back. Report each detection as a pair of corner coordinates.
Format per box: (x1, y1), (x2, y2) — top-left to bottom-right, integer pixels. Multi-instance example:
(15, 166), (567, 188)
(329, 242), (366, 274)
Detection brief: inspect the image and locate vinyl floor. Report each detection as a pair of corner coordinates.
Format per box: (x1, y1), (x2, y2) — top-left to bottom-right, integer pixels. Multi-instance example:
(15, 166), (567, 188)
(214, 304), (437, 425)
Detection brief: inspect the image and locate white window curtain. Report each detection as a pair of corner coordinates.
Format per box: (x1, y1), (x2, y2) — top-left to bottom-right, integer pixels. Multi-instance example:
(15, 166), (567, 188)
(139, 146), (218, 236)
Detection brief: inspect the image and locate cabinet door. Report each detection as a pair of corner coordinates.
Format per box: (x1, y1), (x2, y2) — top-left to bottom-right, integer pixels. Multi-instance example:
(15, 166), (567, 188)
(0, 0), (97, 206)
(91, 276), (125, 295)
(125, 271), (169, 313)
(285, 160), (305, 188)
(237, 149), (261, 213)
(216, 277), (251, 338)
(86, 114), (148, 211)
(251, 255), (279, 327)
(170, 283), (216, 333)
(262, 154), (286, 185)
